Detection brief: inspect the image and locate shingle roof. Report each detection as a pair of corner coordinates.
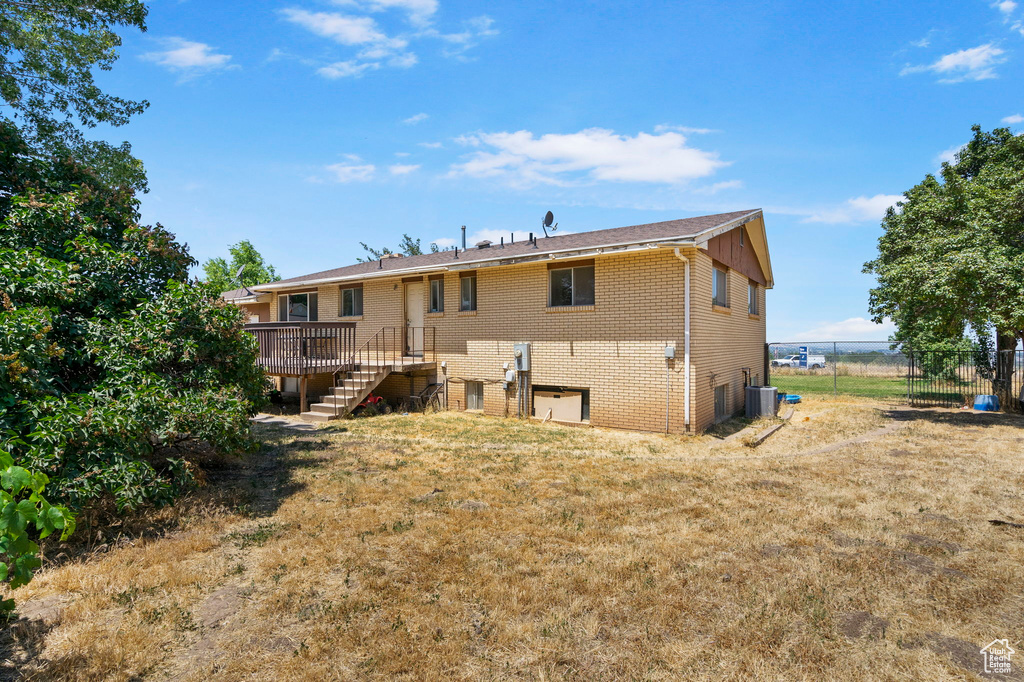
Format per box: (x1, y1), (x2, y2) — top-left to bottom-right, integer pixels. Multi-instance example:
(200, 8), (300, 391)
(256, 209), (760, 289)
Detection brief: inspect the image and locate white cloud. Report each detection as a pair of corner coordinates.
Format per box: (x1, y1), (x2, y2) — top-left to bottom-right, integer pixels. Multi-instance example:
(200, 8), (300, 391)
(317, 60), (381, 78)
(430, 237), (458, 248)
(281, 5), (493, 78)
(995, 0), (1018, 14)
(692, 180), (744, 195)
(403, 112), (429, 124)
(449, 128), (728, 187)
(794, 317), (897, 342)
(804, 194), (902, 224)
(936, 144), (965, 166)
(325, 162), (376, 182)
(141, 38), (235, 80)
(282, 9), (395, 46)
(1002, 113), (1024, 124)
(388, 163), (421, 175)
(654, 124), (720, 135)
(910, 37), (931, 48)
(901, 43), (1007, 83)
(418, 141), (443, 149)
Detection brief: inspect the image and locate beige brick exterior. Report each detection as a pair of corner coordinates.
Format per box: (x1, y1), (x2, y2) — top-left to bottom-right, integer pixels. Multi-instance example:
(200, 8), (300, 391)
(266, 235), (768, 433)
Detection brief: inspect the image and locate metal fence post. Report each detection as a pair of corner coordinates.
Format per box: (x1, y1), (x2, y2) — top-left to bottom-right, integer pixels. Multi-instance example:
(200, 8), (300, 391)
(833, 341), (838, 398)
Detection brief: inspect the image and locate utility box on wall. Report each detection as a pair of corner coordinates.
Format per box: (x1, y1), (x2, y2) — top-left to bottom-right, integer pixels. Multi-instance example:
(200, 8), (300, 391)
(513, 343), (531, 371)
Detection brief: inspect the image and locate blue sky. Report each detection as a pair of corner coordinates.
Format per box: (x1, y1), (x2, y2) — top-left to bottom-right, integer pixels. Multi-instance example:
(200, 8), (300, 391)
(91, 0), (1023, 340)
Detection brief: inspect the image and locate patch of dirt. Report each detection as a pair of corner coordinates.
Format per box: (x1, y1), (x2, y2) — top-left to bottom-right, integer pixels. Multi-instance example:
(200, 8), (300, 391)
(892, 550), (968, 579)
(839, 611), (888, 640)
(13, 594), (67, 627)
(752, 479), (789, 490)
(887, 448), (914, 457)
(459, 500), (489, 511)
(198, 586), (244, 629)
(902, 632), (1023, 680)
(902, 533), (967, 554)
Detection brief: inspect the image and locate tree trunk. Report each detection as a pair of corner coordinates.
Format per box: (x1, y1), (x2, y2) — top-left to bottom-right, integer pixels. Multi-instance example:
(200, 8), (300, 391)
(993, 332), (1019, 412)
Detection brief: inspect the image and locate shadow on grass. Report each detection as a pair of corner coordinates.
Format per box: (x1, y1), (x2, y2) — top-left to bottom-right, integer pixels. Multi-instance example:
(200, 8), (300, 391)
(883, 407), (1024, 429)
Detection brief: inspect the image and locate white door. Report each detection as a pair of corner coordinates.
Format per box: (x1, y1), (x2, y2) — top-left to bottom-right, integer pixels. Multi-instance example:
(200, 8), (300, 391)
(405, 281), (425, 356)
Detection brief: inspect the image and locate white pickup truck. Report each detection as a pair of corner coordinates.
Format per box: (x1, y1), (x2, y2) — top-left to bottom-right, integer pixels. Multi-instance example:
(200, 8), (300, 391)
(772, 354), (826, 369)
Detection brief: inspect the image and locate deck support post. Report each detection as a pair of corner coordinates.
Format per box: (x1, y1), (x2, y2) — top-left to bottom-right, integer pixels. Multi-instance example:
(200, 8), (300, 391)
(300, 375), (308, 413)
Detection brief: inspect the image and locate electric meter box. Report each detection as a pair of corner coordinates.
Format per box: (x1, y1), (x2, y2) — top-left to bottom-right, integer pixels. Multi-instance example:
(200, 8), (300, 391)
(513, 343), (531, 371)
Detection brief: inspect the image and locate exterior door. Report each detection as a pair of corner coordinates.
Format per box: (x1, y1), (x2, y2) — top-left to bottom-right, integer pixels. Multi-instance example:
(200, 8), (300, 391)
(405, 281), (425, 356)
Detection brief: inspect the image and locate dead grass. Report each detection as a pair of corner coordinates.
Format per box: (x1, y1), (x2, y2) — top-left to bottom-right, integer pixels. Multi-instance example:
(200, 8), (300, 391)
(5, 396), (1024, 681)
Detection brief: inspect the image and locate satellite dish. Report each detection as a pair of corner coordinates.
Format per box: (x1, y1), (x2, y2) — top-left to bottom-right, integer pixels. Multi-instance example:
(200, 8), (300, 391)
(541, 211), (558, 237)
(234, 265), (246, 281)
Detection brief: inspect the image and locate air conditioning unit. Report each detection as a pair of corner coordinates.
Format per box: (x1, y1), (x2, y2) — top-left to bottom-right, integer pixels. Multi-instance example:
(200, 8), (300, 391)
(513, 342), (530, 371)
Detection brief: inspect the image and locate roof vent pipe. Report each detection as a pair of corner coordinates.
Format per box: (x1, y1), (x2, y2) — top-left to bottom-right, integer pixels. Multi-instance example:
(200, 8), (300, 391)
(461, 225), (466, 250)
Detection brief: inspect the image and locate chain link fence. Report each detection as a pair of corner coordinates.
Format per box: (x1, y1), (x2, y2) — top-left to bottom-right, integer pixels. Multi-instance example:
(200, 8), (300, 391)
(766, 342), (1024, 411)
(766, 341), (909, 401)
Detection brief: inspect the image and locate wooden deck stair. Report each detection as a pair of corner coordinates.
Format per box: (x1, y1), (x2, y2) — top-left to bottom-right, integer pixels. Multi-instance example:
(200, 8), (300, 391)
(301, 364), (392, 422)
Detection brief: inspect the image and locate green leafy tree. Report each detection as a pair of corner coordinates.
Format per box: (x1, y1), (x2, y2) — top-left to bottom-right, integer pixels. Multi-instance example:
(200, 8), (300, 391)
(864, 125), (1024, 396)
(0, 120), (268, 517)
(358, 233), (441, 262)
(0, 0), (150, 190)
(203, 240), (281, 294)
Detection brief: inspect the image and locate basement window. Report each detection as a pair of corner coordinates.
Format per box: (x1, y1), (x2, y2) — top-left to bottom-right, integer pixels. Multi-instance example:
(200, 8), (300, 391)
(548, 264), (595, 307)
(714, 384), (728, 422)
(466, 381), (484, 410)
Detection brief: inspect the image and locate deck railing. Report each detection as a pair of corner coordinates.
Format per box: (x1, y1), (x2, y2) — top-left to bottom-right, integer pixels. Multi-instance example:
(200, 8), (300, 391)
(244, 322), (357, 376)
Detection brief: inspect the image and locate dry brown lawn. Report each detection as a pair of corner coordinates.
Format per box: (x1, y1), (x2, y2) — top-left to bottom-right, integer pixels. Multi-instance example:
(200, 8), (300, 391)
(4, 397), (1024, 681)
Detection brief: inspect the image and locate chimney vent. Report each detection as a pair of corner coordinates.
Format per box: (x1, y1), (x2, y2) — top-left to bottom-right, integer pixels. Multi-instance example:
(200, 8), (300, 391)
(475, 240), (492, 249)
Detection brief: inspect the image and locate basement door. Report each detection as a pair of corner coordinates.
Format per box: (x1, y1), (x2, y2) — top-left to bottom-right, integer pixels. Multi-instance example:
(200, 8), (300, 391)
(405, 281), (425, 357)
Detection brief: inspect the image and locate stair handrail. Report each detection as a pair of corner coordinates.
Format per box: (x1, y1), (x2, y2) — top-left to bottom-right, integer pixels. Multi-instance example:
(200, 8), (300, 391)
(331, 326), (393, 417)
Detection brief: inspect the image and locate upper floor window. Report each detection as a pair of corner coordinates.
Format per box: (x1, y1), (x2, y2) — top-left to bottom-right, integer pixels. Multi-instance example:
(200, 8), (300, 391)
(712, 265), (729, 307)
(460, 273), (477, 311)
(429, 276), (444, 313)
(748, 281), (759, 315)
(279, 292), (318, 321)
(548, 262), (595, 307)
(340, 286), (363, 317)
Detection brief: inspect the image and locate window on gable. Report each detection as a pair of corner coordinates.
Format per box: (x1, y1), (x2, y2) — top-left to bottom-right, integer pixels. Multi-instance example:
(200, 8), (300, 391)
(340, 286), (363, 317)
(460, 273), (477, 311)
(548, 263), (595, 307)
(712, 266), (729, 307)
(429, 277), (444, 313)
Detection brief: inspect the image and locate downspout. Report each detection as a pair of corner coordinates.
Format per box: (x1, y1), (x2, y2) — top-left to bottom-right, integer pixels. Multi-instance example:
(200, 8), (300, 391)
(673, 248), (691, 432)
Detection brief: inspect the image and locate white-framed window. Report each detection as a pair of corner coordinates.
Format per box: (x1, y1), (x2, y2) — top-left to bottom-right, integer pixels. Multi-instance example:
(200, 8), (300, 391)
(748, 281), (759, 315)
(466, 381), (484, 410)
(548, 264), (595, 307)
(460, 274), (477, 311)
(340, 286), (363, 317)
(429, 277), (444, 313)
(278, 292), (318, 321)
(712, 266), (729, 307)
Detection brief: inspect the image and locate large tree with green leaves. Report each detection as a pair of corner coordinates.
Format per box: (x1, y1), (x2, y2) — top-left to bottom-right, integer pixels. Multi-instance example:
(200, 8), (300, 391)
(0, 0), (150, 190)
(0, 120), (268, 512)
(203, 240), (281, 294)
(864, 125), (1024, 396)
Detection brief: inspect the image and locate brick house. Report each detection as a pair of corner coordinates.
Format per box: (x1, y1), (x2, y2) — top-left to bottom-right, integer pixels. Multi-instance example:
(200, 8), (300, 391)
(227, 209), (773, 433)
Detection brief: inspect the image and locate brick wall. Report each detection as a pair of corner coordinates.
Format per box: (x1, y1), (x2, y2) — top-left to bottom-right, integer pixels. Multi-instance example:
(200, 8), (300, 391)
(267, 240), (767, 433)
